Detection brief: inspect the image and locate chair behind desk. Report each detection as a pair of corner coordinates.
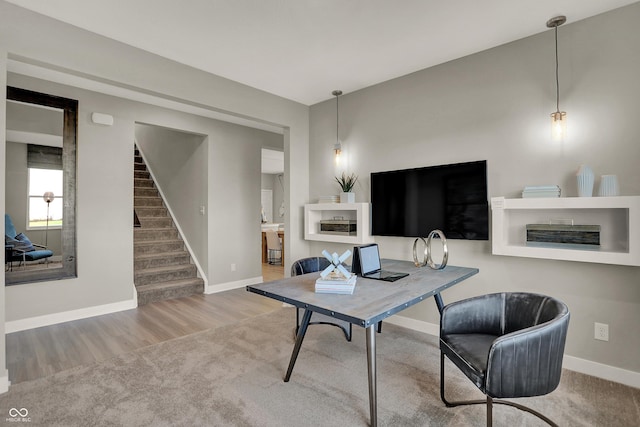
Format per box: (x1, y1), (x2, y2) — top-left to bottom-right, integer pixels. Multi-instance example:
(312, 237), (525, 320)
(291, 257), (352, 341)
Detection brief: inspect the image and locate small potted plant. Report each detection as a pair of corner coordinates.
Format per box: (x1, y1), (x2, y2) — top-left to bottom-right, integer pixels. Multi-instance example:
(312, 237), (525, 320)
(335, 172), (358, 203)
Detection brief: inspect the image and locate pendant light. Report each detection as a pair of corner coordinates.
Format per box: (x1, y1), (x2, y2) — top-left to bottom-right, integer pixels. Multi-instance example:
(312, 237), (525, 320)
(547, 15), (567, 141)
(332, 90), (343, 165)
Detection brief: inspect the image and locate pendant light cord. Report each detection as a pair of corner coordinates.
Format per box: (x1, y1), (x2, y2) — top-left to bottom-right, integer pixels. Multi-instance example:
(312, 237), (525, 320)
(554, 25), (560, 113)
(336, 93), (339, 143)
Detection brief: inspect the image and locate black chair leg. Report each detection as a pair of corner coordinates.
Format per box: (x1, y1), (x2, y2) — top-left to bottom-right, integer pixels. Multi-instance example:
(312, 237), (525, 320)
(295, 307), (352, 342)
(440, 352), (559, 427)
(489, 399), (559, 427)
(440, 352), (485, 408)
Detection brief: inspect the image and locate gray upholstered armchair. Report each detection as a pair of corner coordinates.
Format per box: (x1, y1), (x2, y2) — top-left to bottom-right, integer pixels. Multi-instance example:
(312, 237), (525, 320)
(439, 292), (570, 426)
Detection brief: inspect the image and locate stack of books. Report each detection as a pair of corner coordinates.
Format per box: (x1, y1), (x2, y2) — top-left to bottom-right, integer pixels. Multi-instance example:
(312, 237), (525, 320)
(522, 185), (561, 198)
(315, 272), (357, 294)
(318, 195), (340, 204)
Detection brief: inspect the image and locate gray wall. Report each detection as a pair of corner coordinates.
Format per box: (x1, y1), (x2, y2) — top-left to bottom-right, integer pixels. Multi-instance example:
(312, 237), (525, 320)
(309, 4), (640, 376)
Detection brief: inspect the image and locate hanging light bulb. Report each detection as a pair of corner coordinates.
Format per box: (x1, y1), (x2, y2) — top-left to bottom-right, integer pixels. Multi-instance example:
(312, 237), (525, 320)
(547, 16), (567, 141)
(332, 90), (343, 165)
(551, 111), (567, 141)
(334, 144), (342, 165)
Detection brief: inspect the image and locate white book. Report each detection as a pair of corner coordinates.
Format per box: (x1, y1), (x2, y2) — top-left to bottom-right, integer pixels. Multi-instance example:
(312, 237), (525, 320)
(315, 273), (356, 286)
(315, 274), (356, 294)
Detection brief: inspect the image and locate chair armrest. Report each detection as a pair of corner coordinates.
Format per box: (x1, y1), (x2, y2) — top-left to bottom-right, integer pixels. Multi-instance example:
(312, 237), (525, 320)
(485, 312), (570, 398)
(441, 293), (505, 336)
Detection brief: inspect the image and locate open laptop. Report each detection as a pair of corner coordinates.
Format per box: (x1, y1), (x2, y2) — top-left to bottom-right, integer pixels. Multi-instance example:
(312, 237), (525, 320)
(355, 244), (409, 282)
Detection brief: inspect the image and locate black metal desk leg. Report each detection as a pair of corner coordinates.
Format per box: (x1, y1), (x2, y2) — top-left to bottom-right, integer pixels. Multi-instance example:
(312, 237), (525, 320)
(433, 292), (445, 314)
(366, 324), (377, 427)
(284, 309), (312, 382)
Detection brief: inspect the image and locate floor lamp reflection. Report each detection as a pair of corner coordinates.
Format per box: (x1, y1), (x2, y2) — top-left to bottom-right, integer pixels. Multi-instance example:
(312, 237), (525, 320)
(43, 191), (54, 266)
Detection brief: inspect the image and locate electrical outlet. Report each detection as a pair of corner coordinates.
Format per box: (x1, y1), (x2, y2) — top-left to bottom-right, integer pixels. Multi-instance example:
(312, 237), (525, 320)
(594, 322), (609, 342)
(231, 263), (236, 272)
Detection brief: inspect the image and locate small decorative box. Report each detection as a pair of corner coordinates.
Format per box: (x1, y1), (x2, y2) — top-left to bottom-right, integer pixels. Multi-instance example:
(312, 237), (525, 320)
(526, 223), (600, 247)
(319, 220), (357, 236)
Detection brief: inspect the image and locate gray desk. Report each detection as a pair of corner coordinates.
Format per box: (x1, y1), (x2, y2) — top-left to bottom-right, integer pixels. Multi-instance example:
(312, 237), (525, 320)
(247, 259), (479, 426)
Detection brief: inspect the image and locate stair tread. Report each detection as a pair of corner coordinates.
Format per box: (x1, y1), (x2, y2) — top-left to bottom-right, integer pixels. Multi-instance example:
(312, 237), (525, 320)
(136, 277), (204, 292)
(134, 238), (182, 245)
(135, 264), (195, 274)
(135, 251), (190, 260)
(134, 227), (176, 231)
(133, 236), (177, 244)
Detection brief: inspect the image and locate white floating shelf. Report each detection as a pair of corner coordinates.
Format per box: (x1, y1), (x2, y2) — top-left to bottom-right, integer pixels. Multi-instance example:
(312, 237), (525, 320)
(491, 196), (640, 266)
(304, 203), (374, 244)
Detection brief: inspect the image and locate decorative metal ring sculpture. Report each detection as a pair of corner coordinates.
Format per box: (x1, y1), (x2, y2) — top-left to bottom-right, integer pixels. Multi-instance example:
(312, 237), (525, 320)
(426, 229), (448, 270)
(413, 237), (428, 267)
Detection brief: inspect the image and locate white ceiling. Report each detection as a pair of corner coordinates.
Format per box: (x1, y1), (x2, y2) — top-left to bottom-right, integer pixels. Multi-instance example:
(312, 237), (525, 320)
(6, 0), (639, 106)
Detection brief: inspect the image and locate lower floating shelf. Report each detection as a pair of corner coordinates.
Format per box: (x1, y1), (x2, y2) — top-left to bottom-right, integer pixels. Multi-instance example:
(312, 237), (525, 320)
(491, 196), (640, 266)
(304, 203), (374, 245)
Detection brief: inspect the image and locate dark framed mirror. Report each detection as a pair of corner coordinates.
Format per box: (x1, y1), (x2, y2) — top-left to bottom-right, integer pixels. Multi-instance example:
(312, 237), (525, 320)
(5, 86), (77, 285)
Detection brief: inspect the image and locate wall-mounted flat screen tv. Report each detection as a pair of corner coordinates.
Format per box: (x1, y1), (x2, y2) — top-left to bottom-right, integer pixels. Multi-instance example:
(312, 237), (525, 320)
(371, 160), (488, 240)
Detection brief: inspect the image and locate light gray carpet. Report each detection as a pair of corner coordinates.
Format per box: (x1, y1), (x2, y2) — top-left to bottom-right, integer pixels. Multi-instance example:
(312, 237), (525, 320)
(0, 308), (638, 426)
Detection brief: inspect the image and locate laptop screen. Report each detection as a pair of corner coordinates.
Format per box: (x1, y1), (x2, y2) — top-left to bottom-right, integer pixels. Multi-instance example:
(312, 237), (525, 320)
(359, 244), (382, 275)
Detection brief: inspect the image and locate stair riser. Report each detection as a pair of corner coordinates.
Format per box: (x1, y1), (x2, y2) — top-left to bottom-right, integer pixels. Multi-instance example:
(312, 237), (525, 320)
(135, 255), (191, 270)
(135, 188), (160, 197)
(135, 266), (197, 286)
(134, 171), (150, 179)
(134, 241), (184, 255)
(134, 178), (155, 188)
(134, 197), (163, 207)
(137, 280), (204, 306)
(134, 229), (179, 241)
(139, 218), (173, 228)
(134, 163), (146, 171)
(135, 208), (168, 217)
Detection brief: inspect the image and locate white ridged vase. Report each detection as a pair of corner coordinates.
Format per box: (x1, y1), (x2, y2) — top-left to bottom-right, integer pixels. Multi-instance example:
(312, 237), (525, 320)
(576, 165), (595, 197)
(598, 175), (619, 197)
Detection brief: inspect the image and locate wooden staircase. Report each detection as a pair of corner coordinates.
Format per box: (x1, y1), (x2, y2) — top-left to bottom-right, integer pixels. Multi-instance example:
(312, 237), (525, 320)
(133, 147), (204, 305)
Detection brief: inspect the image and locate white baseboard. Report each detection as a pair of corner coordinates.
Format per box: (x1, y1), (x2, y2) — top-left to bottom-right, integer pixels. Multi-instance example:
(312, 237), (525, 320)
(5, 296), (137, 334)
(385, 313), (440, 336)
(205, 276), (263, 294)
(386, 314), (640, 389)
(562, 355), (640, 389)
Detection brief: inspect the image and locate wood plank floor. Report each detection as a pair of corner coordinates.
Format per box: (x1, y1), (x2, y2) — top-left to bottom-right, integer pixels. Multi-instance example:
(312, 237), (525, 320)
(6, 263), (285, 384)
